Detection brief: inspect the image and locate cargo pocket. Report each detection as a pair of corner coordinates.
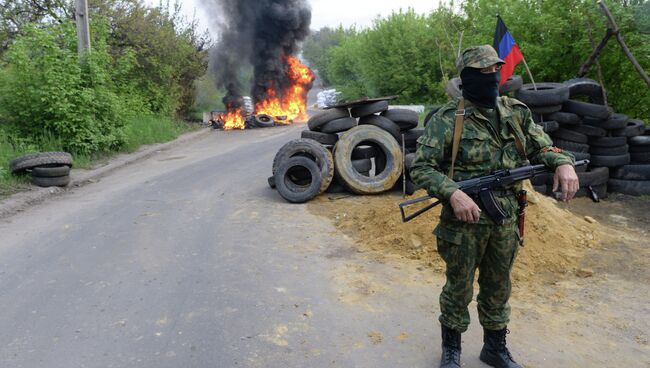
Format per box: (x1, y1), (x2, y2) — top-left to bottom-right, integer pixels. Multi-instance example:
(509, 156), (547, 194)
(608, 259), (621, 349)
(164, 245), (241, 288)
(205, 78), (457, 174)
(434, 222), (464, 264)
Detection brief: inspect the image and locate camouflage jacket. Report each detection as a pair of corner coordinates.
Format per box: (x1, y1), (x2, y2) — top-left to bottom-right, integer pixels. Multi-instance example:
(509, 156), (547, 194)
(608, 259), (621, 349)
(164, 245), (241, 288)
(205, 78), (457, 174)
(410, 96), (575, 225)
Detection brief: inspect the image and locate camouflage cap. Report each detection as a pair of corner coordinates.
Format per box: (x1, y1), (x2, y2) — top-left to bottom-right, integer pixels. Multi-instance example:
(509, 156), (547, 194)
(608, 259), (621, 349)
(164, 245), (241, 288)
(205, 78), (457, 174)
(456, 45), (505, 73)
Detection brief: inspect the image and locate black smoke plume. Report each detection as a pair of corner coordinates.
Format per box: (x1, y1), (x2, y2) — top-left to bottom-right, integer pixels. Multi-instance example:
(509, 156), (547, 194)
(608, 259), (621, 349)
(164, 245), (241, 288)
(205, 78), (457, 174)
(202, 0), (312, 109)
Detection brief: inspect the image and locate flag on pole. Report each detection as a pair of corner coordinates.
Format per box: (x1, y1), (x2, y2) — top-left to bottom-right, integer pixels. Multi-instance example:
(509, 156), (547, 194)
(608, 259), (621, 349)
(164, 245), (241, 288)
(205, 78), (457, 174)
(493, 16), (524, 86)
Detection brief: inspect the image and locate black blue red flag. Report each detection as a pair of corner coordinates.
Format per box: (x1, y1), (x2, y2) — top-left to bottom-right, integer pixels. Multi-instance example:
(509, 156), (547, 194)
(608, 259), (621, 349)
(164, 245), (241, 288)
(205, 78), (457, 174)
(493, 16), (524, 85)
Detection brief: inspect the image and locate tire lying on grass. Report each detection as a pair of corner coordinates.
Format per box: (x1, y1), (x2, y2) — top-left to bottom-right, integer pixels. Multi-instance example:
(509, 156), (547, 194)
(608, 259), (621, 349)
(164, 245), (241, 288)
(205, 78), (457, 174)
(334, 125), (403, 194)
(9, 152), (73, 173)
(31, 165), (71, 177)
(272, 139), (334, 194)
(274, 156), (323, 203)
(31, 175), (70, 187)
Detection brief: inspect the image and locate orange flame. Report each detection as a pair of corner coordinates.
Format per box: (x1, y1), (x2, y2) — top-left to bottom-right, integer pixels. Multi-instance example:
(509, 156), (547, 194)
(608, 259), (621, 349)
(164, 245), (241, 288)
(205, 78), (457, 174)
(255, 56), (314, 123)
(221, 109), (245, 130)
(221, 56), (313, 130)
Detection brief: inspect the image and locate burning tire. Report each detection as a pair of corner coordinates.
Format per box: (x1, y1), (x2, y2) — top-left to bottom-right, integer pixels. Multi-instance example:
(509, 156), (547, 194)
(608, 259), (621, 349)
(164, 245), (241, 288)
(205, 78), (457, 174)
(9, 152), (73, 173)
(350, 100), (389, 118)
(272, 138), (334, 194)
(255, 114), (275, 128)
(307, 108), (350, 131)
(274, 156), (323, 203)
(333, 125), (403, 194)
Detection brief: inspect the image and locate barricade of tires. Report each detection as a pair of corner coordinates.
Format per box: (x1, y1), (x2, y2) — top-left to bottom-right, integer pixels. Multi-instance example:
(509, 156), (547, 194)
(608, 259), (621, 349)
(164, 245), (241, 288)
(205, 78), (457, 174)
(270, 101), (424, 203)
(514, 78), (650, 197)
(9, 152), (73, 187)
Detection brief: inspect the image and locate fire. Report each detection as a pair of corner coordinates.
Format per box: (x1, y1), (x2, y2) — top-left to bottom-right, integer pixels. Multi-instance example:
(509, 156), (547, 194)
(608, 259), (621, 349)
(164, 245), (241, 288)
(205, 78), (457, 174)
(221, 108), (245, 130)
(220, 55), (314, 130)
(255, 56), (314, 122)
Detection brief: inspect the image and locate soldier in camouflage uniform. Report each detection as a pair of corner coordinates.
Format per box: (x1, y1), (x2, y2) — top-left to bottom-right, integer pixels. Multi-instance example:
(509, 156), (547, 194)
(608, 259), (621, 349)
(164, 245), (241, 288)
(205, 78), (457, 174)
(410, 45), (579, 368)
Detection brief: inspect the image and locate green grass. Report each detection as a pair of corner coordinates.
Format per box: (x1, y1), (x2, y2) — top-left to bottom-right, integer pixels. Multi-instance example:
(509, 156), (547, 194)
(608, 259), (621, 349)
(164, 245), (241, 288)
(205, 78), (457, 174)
(0, 114), (199, 198)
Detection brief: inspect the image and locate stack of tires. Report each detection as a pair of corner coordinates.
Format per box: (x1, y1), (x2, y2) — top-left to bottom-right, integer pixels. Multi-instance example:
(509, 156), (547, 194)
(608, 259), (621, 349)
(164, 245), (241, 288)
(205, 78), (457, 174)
(9, 152), (73, 187)
(609, 126), (650, 195)
(270, 100), (424, 203)
(516, 78), (650, 197)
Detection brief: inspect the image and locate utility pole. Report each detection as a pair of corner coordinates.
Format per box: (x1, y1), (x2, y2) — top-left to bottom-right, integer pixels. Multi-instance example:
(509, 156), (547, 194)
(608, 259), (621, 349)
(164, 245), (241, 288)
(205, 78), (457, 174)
(75, 0), (91, 55)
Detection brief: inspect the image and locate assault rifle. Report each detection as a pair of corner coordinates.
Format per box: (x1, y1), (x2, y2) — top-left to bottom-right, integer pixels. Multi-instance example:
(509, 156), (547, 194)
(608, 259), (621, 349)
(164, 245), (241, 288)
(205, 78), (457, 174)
(399, 160), (589, 223)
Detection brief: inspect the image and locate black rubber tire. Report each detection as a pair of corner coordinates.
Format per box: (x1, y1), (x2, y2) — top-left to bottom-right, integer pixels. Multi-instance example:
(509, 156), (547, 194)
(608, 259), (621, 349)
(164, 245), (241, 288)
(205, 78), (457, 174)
(403, 128), (424, 148)
(307, 108), (350, 131)
(333, 125), (403, 194)
(566, 124), (606, 137)
(381, 109), (419, 131)
(567, 150), (591, 161)
(577, 167), (610, 186)
(351, 145), (379, 160)
(9, 152), (73, 173)
(530, 104), (562, 115)
(589, 144), (628, 156)
(255, 114), (275, 128)
(629, 144), (650, 153)
(404, 152), (416, 170)
(445, 78), (462, 98)
(630, 151), (650, 163)
(563, 78), (605, 104)
(589, 136), (627, 148)
(611, 119), (645, 137)
(589, 154), (630, 167)
(267, 176), (276, 189)
(31, 165), (71, 177)
(350, 101), (389, 118)
(514, 83), (569, 107)
(301, 130), (338, 146)
(359, 115), (401, 142)
(599, 113), (629, 130)
(274, 156), (323, 203)
(629, 135), (650, 147)
(611, 164), (650, 180)
(607, 178), (650, 196)
(552, 138), (589, 153)
(31, 174), (70, 187)
(352, 158), (372, 173)
(551, 128), (588, 144)
(562, 100), (611, 120)
(546, 111), (580, 125)
(321, 117), (357, 134)
(325, 177), (349, 194)
(539, 120), (559, 133)
(272, 139), (334, 194)
(582, 116), (606, 127)
(499, 75), (523, 93)
(424, 106), (441, 127)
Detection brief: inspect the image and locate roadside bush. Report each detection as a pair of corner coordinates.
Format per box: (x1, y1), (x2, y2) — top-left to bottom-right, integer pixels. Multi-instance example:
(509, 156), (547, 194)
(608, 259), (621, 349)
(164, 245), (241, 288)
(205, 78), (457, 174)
(0, 21), (127, 154)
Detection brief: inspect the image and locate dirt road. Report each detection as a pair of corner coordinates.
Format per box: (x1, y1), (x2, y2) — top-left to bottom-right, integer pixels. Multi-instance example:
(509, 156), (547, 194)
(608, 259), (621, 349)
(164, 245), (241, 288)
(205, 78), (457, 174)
(0, 121), (648, 367)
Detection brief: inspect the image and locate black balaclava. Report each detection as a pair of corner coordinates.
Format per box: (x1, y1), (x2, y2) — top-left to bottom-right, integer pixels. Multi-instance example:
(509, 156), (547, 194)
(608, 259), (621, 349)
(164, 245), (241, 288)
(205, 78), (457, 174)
(460, 67), (501, 109)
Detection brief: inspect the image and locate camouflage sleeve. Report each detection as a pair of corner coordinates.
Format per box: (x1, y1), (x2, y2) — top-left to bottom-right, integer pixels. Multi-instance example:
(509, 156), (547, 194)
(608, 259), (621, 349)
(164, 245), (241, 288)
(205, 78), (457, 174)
(409, 107), (460, 201)
(520, 106), (575, 169)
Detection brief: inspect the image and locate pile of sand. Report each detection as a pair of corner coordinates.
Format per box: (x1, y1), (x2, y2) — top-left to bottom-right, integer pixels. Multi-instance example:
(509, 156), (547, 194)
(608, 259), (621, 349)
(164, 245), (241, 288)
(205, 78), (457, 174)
(307, 182), (615, 283)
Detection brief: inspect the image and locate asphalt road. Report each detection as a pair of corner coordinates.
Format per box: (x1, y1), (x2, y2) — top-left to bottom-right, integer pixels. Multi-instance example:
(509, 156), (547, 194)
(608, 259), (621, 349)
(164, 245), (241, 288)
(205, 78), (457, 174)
(0, 123), (454, 368)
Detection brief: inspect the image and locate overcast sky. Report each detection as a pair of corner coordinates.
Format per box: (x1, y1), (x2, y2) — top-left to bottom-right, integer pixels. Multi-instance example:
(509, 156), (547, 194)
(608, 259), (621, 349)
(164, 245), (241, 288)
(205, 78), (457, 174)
(164, 0), (442, 36)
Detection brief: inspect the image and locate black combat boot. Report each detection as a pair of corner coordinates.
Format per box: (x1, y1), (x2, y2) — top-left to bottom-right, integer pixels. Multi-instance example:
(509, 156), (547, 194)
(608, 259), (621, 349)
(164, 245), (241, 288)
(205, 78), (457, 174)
(439, 324), (461, 368)
(479, 328), (523, 368)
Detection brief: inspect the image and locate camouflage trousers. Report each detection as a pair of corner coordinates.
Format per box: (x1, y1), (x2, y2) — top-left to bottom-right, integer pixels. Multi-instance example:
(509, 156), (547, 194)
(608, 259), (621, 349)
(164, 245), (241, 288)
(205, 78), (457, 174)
(434, 219), (520, 333)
